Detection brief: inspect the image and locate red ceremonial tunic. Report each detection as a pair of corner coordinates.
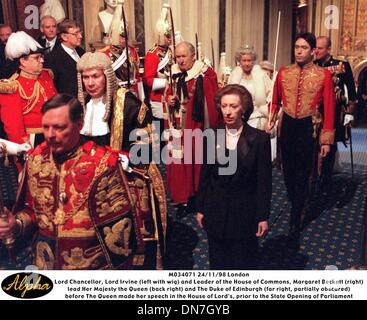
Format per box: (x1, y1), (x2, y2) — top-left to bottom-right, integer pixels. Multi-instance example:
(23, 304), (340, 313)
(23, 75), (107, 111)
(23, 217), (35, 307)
(165, 61), (219, 204)
(143, 45), (171, 118)
(15, 141), (144, 270)
(100, 45), (142, 97)
(0, 69), (57, 144)
(270, 62), (336, 144)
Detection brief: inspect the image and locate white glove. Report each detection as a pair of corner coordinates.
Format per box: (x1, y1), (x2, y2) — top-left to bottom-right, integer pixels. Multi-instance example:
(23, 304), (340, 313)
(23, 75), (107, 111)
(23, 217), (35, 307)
(119, 153), (131, 172)
(343, 114), (354, 126)
(0, 139), (31, 156)
(16, 143), (32, 154)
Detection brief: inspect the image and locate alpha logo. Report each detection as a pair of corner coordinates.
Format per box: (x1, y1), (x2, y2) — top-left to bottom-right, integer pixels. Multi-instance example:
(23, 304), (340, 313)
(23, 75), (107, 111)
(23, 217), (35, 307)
(1, 272), (53, 299)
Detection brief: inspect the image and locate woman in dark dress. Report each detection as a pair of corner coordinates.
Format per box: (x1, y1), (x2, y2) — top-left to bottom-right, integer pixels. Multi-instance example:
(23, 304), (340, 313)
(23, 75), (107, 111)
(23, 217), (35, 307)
(196, 84), (272, 269)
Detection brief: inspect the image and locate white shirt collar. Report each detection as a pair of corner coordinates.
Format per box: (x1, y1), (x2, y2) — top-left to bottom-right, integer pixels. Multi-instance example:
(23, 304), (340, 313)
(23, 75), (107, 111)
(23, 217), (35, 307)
(61, 43), (80, 61)
(45, 37), (57, 50)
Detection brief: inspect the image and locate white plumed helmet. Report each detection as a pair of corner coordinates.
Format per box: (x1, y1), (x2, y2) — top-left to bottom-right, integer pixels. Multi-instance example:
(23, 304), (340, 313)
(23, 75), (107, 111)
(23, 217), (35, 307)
(5, 31), (44, 61)
(155, 3), (172, 46)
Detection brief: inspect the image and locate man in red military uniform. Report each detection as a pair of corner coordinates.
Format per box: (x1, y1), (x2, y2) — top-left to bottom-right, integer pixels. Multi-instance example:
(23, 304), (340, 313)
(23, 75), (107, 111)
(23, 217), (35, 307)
(166, 41), (219, 217)
(268, 32), (335, 238)
(143, 4), (172, 136)
(98, 4), (143, 99)
(0, 94), (145, 270)
(0, 31), (57, 147)
(100, 35), (142, 98)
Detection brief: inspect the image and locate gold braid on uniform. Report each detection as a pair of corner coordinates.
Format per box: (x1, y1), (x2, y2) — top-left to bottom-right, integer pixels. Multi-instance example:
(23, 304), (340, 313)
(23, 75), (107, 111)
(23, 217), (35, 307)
(110, 87), (126, 150)
(18, 80), (48, 115)
(0, 73), (19, 94)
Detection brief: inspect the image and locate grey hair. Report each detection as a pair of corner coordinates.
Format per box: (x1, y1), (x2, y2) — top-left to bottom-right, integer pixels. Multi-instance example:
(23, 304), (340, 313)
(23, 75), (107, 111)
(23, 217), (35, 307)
(177, 41), (196, 56)
(40, 15), (57, 27)
(235, 45), (257, 63)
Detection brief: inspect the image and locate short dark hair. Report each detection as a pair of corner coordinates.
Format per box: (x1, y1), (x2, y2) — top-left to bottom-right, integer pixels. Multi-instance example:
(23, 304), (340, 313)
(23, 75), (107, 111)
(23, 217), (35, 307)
(295, 32), (316, 49)
(58, 19), (81, 35)
(41, 94), (84, 123)
(215, 84), (254, 122)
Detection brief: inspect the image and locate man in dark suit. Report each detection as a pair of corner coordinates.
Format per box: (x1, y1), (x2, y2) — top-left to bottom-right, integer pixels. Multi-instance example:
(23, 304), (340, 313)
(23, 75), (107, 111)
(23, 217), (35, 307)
(44, 19), (85, 96)
(0, 24), (17, 79)
(37, 16), (60, 55)
(314, 36), (356, 183)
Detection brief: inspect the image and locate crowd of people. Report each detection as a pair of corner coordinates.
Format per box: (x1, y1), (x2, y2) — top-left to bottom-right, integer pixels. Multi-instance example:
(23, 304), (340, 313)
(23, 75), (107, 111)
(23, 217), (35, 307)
(0, 1), (362, 270)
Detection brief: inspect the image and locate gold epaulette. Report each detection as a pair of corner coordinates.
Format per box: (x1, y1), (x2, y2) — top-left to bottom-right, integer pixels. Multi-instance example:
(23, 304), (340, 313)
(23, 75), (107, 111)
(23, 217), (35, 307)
(0, 73), (19, 94)
(43, 68), (54, 79)
(98, 45), (111, 53)
(148, 45), (158, 53)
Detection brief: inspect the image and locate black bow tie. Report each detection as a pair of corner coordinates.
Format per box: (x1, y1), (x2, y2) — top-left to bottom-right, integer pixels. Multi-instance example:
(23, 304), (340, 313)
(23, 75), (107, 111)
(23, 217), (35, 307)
(173, 71), (189, 101)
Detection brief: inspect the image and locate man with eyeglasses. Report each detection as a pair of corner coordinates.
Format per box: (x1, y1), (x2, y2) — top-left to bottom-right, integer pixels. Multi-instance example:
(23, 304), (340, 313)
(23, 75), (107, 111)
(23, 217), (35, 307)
(0, 31), (57, 147)
(45, 19), (85, 96)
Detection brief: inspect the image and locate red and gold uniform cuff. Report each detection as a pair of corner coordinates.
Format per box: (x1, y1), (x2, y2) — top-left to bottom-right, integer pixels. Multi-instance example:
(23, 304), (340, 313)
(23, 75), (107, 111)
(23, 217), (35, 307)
(320, 129), (335, 145)
(15, 211), (35, 239)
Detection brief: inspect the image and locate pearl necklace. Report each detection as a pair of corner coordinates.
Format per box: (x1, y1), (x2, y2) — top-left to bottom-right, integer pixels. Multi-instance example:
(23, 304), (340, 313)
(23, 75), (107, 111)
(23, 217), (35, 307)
(226, 125), (243, 137)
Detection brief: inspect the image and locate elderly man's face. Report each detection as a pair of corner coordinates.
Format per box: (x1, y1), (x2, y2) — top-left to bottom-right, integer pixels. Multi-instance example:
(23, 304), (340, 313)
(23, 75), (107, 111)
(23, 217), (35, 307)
(41, 17), (57, 41)
(82, 68), (106, 99)
(42, 105), (83, 155)
(0, 26), (12, 44)
(175, 43), (195, 72)
(20, 53), (44, 75)
(315, 38), (330, 61)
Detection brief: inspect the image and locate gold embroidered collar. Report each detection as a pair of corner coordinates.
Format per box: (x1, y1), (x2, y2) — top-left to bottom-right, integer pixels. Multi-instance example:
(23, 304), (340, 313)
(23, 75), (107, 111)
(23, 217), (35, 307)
(297, 61), (314, 70)
(20, 70), (40, 80)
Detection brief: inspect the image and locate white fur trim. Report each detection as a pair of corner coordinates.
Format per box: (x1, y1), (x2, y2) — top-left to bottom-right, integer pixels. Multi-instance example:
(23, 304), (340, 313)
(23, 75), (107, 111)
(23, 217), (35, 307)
(152, 78), (167, 91)
(172, 60), (208, 82)
(229, 64), (273, 131)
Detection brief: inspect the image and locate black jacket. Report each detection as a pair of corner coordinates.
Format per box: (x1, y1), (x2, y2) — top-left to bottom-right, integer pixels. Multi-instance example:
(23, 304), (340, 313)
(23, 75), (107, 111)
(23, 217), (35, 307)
(196, 124), (272, 239)
(0, 43), (18, 79)
(44, 44), (85, 96)
(315, 56), (356, 142)
(37, 37), (62, 55)
(82, 90), (152, 154)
